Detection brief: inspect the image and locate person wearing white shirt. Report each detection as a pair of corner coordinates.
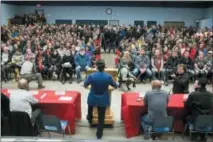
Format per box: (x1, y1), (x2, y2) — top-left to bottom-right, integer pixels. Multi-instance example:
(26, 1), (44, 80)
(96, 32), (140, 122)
(20, 57), (45, 89)
(9, 79), (41, 123)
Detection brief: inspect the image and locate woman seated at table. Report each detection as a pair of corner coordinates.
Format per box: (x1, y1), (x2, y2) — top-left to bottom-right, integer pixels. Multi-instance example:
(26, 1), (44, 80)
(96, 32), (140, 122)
(141, 80), (168, 140)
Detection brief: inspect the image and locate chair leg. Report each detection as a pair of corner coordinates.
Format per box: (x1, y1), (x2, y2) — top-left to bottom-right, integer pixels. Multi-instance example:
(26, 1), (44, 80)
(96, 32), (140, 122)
(67, 125), (71, 138)
(172, 129), (175, 141)
(182, 124), (187, 139)
(48, 132), (51, 138)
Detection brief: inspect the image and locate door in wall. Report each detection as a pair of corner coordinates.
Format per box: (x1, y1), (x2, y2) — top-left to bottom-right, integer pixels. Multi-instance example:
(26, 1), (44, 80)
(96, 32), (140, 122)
(109, 20), (119, 26)
(147, 21), (157, 27)
(164, 21), (185, 28)
(134, 21), (144, 26)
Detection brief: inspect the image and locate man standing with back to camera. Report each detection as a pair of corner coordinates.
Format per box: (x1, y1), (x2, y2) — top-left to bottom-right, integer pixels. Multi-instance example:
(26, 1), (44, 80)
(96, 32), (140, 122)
(84, 59), (118, 139)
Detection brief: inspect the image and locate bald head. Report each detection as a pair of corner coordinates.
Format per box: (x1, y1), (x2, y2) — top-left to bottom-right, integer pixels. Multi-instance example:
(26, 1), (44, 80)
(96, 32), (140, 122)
(151, 80), (162, 89)
(18, 79), (28, 89)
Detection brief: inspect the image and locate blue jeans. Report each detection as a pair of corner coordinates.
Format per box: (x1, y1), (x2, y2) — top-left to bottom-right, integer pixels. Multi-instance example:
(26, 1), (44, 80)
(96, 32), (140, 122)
(76, 66), (88, 80)
(132, 68), (152, 78)
(141, 114), (153, 139)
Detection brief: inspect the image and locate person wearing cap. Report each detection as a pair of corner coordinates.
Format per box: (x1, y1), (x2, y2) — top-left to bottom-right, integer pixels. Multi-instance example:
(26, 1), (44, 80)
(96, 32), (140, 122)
(74, 47), (91, 83)
(184, 78), (213, 141)
(84, 59), (118, 139)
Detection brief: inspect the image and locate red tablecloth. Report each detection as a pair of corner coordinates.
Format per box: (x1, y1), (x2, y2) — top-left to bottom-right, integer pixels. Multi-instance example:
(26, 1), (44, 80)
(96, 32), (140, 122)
(121, 92), (186, 138)
(1, 89), (81, 134)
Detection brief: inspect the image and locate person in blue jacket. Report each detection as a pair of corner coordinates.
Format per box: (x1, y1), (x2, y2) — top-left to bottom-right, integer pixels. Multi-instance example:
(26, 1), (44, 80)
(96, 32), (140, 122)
(74, 47), (91, 83)
(84, 59), (118, 139)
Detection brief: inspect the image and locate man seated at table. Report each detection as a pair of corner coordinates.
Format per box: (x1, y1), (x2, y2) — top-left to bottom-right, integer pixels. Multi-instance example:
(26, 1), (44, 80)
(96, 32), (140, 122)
(171, 64), (189, 94)
(141, 80), (168, 140)
(9, 79), (41, 124)
(184, 77), (213, 141)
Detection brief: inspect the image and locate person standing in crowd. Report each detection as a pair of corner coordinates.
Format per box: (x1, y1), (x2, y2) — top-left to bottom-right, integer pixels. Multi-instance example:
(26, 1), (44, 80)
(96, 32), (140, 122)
(141, 80), (168, 140)
(75, 47), (91, 83)
(9, 79), (41, 123)
(20, 56), (45, 89)
(151, 49), (165, 81)
(84, 59), (118, 139)
(133, 48), (152, 83)
(171, 64), (189, 94)
(184, 77), (213, 141)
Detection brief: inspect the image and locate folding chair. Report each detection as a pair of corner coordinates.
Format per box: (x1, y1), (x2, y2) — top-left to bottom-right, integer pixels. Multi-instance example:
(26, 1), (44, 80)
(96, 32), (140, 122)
(182, 115), (213, 141)
(150, 116), (175, 140)
(40, 114), (71, 138)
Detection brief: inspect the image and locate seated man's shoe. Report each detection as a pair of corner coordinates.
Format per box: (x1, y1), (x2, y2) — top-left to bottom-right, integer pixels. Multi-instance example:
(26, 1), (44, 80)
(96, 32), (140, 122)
(142, 80), (146, 84)
(69, 79), (72, 84)
(62, 80), (66, 84)
(38, 85), (45, 89)
(77, 79), (82, 83)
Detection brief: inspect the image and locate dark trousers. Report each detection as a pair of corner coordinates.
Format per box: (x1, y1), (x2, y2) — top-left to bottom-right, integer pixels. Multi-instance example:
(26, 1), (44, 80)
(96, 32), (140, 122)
(87, 106), (106, 137)
(62, 67), (73, 81)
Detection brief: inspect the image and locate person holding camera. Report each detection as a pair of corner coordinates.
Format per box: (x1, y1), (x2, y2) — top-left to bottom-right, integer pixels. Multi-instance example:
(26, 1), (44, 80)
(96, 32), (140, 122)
(171, 64), (189, 94)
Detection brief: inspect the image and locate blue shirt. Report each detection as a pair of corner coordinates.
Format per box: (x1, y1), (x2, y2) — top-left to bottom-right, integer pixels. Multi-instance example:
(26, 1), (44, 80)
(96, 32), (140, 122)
(84, 71), (118, 107)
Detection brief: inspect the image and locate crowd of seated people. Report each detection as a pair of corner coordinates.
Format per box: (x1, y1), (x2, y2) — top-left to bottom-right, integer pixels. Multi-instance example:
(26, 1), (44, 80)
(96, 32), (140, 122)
(116, 25), (213, 87)
(1, 24), (102, 85)
(1, 24), (213, 87)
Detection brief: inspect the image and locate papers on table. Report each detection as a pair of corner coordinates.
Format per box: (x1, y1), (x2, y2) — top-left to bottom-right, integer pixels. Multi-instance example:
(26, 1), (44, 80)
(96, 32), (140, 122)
(183, 94), (189, 100)
(7, 89), (17, 94)
(29, 90), (38, 95)
(55, 91), (65, 96)
(58, 96), (72, 101)
(138, 92), (145, 98)
(40, 93), (47, 99)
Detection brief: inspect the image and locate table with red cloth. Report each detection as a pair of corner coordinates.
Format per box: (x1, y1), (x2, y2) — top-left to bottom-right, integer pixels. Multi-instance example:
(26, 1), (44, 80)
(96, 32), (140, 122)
(121, 92), (189, 138)
(1, 89), (81, 134)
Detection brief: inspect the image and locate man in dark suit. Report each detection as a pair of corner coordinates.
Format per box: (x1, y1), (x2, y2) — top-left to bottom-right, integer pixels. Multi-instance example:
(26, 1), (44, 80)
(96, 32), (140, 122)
(184, 77), (213, 141)
(84, 59), (118, 139)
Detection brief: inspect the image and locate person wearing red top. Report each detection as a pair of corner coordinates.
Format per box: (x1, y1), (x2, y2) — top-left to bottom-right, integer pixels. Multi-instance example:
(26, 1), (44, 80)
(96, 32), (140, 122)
(189, 43), (197, 61)
(151, 49), (165, 81)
